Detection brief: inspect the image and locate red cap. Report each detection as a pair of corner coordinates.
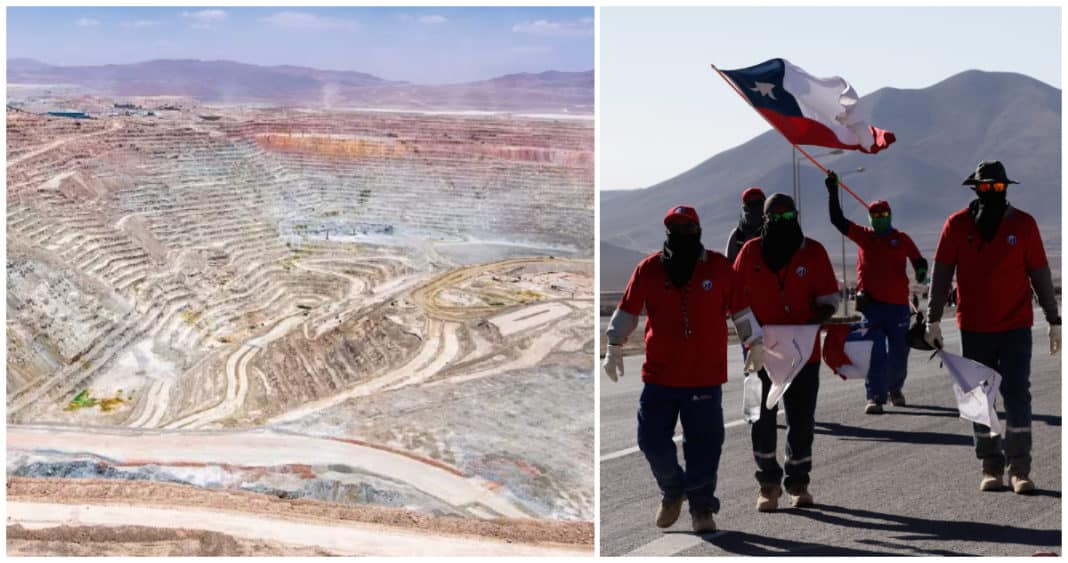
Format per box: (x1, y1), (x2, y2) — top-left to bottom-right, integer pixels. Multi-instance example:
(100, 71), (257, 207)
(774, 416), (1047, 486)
(742, 187), (765, 203)
(868, 200), (891, 214)
(664, 205), (700, 227)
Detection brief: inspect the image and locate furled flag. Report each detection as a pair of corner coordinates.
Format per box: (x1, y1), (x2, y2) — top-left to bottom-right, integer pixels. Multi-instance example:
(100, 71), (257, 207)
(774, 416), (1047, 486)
(822, 323), (875, 380)
(719, 58), (896, 154)
(938, 350), (1002, 435)
(761, 324), (822, 409)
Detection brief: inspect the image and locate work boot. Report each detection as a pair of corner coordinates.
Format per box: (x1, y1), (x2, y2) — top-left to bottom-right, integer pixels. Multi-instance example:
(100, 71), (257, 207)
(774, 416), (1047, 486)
(889, 390), (906, 407)
(786, 484), (815, 507)
(1010, 473), (1035, 494)
(691, 510), (717, 534)
(865, 401), (884, 414)
(756, 484), (781, 512)
(655, 496), (684, 528)
(979, 471), (1004, 491)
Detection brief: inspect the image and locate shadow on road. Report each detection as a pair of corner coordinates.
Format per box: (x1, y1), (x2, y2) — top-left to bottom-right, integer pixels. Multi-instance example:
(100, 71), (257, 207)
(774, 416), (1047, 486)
(685, 530), (892, 556)
(813, 421), (972, 446)
(786, 503), (1062, 553)
(895, 404), (1062, 428)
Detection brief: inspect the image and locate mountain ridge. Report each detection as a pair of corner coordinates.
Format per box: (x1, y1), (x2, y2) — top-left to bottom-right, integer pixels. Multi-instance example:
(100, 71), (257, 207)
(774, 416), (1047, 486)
(601, 68), (1061, 290)
(7, 58), (594, 113)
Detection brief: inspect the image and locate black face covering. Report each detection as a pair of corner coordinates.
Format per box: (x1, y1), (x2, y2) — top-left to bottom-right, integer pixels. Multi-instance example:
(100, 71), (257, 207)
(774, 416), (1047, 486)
(662, 232), (704, 289)
(761, 219), (804, 272)
(738, 201), (765, 239)
(970, 190), (1008, 242)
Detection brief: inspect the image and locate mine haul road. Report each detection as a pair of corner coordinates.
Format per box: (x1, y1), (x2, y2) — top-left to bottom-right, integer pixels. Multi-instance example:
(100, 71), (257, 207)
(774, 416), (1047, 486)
(7, 424), (528, 520)
(7, 478), (591, 556)
(600, 314), (1061, 556)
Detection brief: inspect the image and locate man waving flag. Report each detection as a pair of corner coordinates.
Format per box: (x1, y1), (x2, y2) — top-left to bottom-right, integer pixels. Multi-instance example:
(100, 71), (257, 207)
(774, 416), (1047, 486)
(717, 58), (895, 154)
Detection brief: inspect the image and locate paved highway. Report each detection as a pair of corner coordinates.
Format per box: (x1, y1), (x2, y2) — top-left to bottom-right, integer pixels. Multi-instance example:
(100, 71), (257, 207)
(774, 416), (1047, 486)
(600, 320), (1061, 556)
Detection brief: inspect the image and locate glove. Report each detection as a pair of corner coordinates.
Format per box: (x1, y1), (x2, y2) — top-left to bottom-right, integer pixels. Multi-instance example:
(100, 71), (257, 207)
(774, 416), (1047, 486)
(1050, 325), (1061, 356)
(603, 344), (624, 382)
(915, 266), (928, 284)
(744, 342), (765, 373)
(925, 321), (943, 350)
(824, 170), (839, 191)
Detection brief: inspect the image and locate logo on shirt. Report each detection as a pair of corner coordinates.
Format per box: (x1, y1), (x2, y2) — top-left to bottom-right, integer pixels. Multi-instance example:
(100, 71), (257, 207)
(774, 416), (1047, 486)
(890, 239), (899, 247)
(1007, 234), (1017, 246)
(702, 279), (713, 291)
(796, 265), (807, 278)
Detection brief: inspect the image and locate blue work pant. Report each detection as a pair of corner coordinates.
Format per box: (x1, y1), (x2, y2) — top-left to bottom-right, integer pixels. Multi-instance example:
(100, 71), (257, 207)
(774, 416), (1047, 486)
(862, 301), (911, 403)
(961, 328), (1033, 476)
(750, 362), (820, 489)
(637, 383), (724, 514)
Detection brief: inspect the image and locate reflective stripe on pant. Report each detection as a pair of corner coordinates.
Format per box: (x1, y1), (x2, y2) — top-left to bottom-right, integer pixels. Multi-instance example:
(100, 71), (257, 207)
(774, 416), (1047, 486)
(637, 383), (725, 514)
(750, 362), (820, 489)
(961, 327), (1033, 475)
(862, 301), (912, 401)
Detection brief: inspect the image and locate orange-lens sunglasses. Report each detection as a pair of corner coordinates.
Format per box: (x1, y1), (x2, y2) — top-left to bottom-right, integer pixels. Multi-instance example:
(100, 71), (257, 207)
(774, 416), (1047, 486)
(869, 211), (890, 218)
(976, 182), (1007, 193)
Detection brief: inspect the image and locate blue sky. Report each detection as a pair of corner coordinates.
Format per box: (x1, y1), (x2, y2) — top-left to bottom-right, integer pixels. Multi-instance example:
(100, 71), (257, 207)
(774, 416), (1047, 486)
(7, 6), (593, 84)
(601, 7), (1061, 190)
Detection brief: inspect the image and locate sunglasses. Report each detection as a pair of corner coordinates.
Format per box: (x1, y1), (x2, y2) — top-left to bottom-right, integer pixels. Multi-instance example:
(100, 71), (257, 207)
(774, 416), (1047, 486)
(766, 210), (797, 222)
(744, 197), (765, 205)
(869, 211), (890, 218)
(976, 182), (1007, 193)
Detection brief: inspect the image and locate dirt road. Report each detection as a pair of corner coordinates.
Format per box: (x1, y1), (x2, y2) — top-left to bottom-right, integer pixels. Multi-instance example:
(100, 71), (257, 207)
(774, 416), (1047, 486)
(7, 477), (592, 556)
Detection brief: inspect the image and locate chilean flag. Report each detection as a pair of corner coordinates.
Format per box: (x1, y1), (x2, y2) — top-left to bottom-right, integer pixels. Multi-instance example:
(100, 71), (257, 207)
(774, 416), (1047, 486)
(939, 350), (1003, 435)
(761, 324), (822, 409)
(822, 324), (875, 380)
(720, 58), (895, 154)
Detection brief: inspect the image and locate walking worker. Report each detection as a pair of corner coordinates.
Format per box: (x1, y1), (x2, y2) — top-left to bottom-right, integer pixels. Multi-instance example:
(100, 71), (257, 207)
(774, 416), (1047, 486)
(602, 205), (766, 533)
(725, 187), (766, 263)
(732, 194), (840, 512)
(925, 160), (1061, 494)
(825, 171), (928, 413)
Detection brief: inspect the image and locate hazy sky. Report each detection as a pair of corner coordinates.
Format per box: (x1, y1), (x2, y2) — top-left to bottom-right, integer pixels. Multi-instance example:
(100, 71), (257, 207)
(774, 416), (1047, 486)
(7, 6), (594, 84)
(601, 7), (1061, 190)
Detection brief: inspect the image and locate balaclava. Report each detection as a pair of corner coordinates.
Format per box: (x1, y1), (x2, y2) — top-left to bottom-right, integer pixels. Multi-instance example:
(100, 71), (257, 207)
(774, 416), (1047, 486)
(662, 225), (704, 289)
(760, 193), (804, 272)
(970, 188), (1009, 242)
(738, 188), (766, 239)
(868, 200), (892, 234)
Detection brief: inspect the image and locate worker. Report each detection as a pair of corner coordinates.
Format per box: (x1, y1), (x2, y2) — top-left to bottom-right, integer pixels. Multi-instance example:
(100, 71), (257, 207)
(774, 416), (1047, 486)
(825, 171), (928, 413)
(725, 187), (766, 263)
(733, 194), (840, 511)
(603, 205), (765, 533)
(925, 160), (1061, 493)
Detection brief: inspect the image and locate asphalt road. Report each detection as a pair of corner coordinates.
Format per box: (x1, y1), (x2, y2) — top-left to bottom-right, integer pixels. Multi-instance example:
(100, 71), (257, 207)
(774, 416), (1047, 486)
(600, 320), (1062, 556)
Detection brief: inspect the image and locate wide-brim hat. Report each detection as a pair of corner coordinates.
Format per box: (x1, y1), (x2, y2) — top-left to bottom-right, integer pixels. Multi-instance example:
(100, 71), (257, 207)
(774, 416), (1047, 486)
(962, 160), (1018, 186)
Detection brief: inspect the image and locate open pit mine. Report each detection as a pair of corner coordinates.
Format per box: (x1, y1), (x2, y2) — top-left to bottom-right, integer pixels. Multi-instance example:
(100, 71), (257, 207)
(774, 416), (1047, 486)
(6, 99), (594, 556)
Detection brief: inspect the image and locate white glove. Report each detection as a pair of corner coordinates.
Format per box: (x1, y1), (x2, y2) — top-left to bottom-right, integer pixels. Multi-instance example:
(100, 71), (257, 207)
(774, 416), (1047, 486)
(603, 344), (624, 382)
(744, 342), (765, 373)
(925, 321), (943, 350)
(1050, 325), (1061, 356)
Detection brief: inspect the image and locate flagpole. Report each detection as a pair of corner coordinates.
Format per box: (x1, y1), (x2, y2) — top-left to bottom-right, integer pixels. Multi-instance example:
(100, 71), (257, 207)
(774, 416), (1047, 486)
(711, 63), (869, 209)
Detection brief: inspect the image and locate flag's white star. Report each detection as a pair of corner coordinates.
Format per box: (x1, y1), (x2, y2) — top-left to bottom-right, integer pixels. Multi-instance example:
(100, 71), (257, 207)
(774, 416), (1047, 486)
(750, 82), (777, 100)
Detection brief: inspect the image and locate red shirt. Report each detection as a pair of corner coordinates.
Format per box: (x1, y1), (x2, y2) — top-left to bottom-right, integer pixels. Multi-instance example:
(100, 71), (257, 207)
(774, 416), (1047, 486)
(732, 237), (839, 364)
(934, 207), (1048, 332)
(847, 224), (922, 305)
(618, 250), (740, 387)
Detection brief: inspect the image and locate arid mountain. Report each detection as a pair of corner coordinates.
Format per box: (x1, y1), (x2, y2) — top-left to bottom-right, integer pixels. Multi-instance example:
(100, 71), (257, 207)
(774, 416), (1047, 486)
(601, 69), (1061, 282)
(7, 58), (593, 113)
